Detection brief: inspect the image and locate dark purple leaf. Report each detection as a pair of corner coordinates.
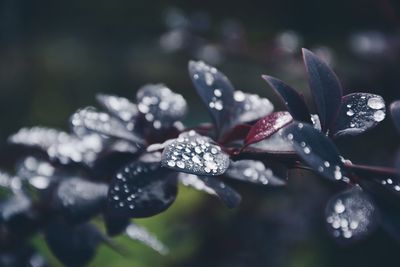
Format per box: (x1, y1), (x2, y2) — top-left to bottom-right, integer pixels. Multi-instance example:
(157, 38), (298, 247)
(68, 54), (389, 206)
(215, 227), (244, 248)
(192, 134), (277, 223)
(361, 179), (400, 241)
(245, 111), (293, 146)
(126, 223), (169, 255)
(332, 93), (386, 137)
(188, 60), (235, 136)
(226, 160), (285, 186)
(262, 75), (311, 123)
(390, 100), (400, 133)
(108, 162), (178, 218)
(161, 131), (230, 176)
(302, 48), (343, 131)
(247, 130), (295, 153)
(283, 122), (347, 182)
(44, 221), (102, 267)
(232, 90), (274, 124)
(325, 187), (378, 242)
(54, 178), (108, 223)
(198, 176), (241, 208)
(103, 212), (131, 237)
(136, 84), (187, 130)
(96, 94), (138, 122)
(219, 124), (251, 145)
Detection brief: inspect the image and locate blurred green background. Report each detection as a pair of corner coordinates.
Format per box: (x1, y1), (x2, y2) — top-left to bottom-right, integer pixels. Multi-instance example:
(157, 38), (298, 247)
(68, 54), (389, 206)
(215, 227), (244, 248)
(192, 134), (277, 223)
(2, 0), (400, 266)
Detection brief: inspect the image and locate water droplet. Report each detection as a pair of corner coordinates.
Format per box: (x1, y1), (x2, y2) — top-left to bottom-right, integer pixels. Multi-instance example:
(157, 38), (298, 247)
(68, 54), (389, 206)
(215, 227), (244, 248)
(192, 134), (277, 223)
(367, 97), (385, 109)
(373, 110), (385, 122)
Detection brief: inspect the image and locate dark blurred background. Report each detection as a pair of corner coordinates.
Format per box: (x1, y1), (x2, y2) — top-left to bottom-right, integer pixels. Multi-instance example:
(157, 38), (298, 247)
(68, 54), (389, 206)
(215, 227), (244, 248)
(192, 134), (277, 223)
(2, 0), (400, 266)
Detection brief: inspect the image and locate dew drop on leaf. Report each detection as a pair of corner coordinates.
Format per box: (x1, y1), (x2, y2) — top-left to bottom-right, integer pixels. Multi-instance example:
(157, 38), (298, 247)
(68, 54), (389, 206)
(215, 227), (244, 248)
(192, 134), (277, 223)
(70, 107), (144, 144)
(96, 94), (138, 122)
(108, 162), (178, 218)
(136, 84), (187, 130)
(188, 60), (235, 136)
(283, 122), (348, 182)
(226, 160), (285, 186)
(325, 187), (378, 242)
(179, 173), (217, 195)
(55, 178), (108, 223)
(333, 93), (386, 137)
(232, 90), (274, 125)
(161, 131), (230, 176)
(245, 111), (293, 146)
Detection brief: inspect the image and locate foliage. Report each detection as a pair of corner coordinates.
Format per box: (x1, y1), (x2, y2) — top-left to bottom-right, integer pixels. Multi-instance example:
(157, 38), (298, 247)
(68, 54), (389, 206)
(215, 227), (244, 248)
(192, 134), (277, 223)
(1, 48), (399, 267)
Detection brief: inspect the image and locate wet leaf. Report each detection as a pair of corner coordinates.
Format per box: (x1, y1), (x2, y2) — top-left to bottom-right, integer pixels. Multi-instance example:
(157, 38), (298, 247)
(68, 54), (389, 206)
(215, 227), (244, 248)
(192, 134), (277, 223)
(179, 173), (219, 195)
(390, 100), (400, 133)
(303, 48), (342, 131)
(48, 133), (105, 165)
(108, 162), (178, 218)
(0, 193), (32, 224)
(70, 107), (144, 144)
(188, 60), (235, 136)
(161, 131), (230, 176)
(44, 221), (102, 267)
(9, 127), (105, 165)
(9, 127), (69, 152)
(198, 176), (241, 208)
(136, 84), (187, 130)
(325, 187), (378, 242)
(283, 122), (347, 182)
(232, 90), (274, 124)
(247, 129), (295, 153)
(262, 75), (311, 123)
(226, 160), (285, 186)
(0, 245), (46, 267)
(245, 111), (293, 146)
(96, 94), (138, 122)
(332, 93), (386, 137)
(0, 193), (38, 236)
(55, 178), (108, 223)
(126, 223), (169, 255)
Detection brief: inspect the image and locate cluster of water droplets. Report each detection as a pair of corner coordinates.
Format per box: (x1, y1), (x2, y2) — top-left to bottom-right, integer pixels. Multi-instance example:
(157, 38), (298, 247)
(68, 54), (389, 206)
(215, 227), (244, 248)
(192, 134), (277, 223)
(190, 61), (228, 112)
(0, 171), (21, 192)
(56, 178), (108, 208)
(136, 84), (187, 129)
(226, 160), (285, 186)
(179, 173), (217, 195)
(336, 93), (386, 136)
(380, 177), (400, 193)
(326, 188), (377, 240)
(233, 90), (274, 123)
(9, 127), (104, 165)
(71, 107), (142, 143)
(161, 131), (230, 176)
(96, 94), (138, 122)
(125, 223), (169, 255)
(17, 157), (55, 190)
(109, 163), (176, 215)
(285, 122), (350, 182)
